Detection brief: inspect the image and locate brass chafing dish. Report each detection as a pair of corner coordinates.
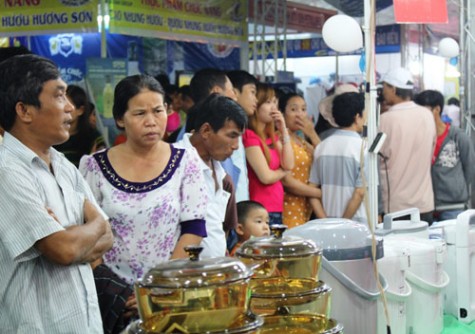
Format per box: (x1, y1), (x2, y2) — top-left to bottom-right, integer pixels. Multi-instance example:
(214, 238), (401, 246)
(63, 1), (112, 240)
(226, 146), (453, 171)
(250, 278), (331, 318)
(235, 225), (322, 281)
(257, 314), (344, 334)
(235, 225), (326, 317)
(132, 246), (263, 333)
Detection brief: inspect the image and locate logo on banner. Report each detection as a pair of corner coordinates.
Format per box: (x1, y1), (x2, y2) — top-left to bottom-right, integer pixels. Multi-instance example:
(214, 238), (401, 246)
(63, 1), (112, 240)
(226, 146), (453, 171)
(49, 34), (83, 57)
(58, 0), (91, 6)
(207, 44), (234, 58)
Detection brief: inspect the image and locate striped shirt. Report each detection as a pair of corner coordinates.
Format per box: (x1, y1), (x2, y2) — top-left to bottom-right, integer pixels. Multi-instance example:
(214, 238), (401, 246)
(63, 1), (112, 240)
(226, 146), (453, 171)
(0, 132), (103, 333)
(309, 129), (368, 222)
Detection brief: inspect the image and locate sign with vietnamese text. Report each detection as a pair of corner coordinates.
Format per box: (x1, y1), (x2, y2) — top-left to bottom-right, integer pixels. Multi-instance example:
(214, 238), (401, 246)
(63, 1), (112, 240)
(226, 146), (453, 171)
(248, 1), (336, 34)
(109, 0), (247, 45)
(0, 0), (98, 37)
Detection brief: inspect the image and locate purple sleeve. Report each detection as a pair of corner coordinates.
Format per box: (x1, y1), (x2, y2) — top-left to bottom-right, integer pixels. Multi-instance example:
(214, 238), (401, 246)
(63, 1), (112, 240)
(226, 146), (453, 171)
(180, 219), (207, 237)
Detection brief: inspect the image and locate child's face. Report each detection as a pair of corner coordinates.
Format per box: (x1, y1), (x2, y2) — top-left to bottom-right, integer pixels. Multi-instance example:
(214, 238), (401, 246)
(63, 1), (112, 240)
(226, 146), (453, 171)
(238, 208), (270, 241)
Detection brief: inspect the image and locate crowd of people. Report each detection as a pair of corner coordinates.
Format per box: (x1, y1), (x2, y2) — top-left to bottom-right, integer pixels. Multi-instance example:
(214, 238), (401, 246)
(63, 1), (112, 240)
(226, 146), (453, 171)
(379, 68), (475, 224)
(0, 48), (474, 334)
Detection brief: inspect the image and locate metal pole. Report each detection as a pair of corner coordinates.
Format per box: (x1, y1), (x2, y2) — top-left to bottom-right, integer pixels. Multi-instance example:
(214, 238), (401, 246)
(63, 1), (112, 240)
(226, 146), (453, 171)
(240, 1), (250, 71)
(459, 0), (466, 130)
(364, 0), (378, 230)
(463, 0), (472, 139)
(465, 0), (471, 138)
(100, 0), (107, 58)
(335, 53), (339, 83)
(274, 0), (278, 82)
(240, 42), (250, 71)
(418, 24), (424, 90)
(253, 0), (258, 77)
(260, 1), (266, 80)
(467, 0), (473, 208)
(400, 24), (407, 67)
(282, 0), (287, 73)
(462, 0), (473, 208)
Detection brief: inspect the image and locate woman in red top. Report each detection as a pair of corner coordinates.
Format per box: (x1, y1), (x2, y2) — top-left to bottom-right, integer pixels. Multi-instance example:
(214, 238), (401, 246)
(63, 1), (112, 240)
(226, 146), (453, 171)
(242, 83), (294, 226)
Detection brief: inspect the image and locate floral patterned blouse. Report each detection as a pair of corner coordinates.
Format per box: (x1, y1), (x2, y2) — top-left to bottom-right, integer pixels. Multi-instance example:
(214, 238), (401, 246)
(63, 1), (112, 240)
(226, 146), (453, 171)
(79, 146), (208, 284)
(283, 135), (313, 228)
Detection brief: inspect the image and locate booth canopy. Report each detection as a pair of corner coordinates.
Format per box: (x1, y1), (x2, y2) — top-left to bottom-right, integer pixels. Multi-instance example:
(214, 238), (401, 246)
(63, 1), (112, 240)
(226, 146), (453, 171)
(1, 0), (248, 46)
(0, 0), (98, 36)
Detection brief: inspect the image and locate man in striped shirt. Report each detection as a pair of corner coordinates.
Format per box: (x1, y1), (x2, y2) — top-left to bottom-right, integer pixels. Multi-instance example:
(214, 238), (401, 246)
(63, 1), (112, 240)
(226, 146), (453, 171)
(0, 54), (113, 333)
(309, 92), (368, 222)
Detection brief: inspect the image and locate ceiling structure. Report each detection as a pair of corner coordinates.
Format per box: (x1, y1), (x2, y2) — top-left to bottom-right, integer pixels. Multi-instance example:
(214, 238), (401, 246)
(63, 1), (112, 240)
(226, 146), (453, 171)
(248, 0), (396, 43)
(248, 0), (460, 80)
(297, 0), (392, 16)
(280, 0), (460, 39)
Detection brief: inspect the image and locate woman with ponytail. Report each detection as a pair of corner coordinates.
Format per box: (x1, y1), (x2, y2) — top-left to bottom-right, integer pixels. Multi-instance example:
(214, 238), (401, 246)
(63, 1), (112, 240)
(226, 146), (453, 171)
(242, 83), (294, 226)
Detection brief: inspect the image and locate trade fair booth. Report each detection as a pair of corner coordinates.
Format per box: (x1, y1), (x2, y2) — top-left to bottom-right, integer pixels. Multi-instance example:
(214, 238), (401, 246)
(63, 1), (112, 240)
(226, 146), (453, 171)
(0, 0), (246, 144)
(1, 1), (474, 333)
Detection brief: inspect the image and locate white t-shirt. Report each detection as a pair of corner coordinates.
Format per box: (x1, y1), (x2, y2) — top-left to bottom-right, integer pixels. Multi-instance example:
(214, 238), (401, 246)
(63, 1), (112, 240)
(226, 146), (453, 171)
(175, 134), (231, 258)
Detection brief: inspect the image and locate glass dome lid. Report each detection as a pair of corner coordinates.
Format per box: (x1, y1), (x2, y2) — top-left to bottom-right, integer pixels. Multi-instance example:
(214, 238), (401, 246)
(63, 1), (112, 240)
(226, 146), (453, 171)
(286, 218), (384, 261)
(137, 246), (253, 289)
(235, 225), (321, 260)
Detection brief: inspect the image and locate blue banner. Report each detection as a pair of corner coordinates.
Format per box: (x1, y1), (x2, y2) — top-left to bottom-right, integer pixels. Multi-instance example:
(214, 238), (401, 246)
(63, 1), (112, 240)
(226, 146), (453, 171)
(183, 42), (240, 71)
(31, 33), (101, 84)
(30, 32), (143, 84)
(29, 33), (239, 84)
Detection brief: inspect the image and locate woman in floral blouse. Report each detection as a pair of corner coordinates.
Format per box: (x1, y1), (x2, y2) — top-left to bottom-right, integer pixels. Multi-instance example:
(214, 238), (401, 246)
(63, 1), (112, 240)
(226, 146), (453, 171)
(279, 93), (321, 228)
(80, 75), (208, 284)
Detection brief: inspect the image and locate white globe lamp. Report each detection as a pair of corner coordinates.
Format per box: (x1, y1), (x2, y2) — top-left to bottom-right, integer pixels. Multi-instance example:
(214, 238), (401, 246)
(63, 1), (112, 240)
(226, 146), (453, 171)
(322, 15), (363, 53)
(438, 38), (460, 58)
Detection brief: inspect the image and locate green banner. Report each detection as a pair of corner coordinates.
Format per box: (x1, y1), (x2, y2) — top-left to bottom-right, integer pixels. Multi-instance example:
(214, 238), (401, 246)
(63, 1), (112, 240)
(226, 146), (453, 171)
(0, 0), (98, 36)
(109, 0), (247, 45)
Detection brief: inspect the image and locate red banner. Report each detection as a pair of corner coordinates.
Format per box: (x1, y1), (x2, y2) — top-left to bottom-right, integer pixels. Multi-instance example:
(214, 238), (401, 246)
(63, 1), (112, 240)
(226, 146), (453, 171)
(248, 1), (336, 34)
(394, 0), (448, 24)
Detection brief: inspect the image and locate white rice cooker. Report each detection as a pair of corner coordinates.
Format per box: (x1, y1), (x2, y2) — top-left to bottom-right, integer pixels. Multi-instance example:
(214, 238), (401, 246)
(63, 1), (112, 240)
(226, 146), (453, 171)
(287, 218), (386, 334)
(376, 239), (412, 334)
(374, 208), (448, 334)
(376, 208), (429, 239)
(384, 236), (449, 334)
(430, 209), (475, 323)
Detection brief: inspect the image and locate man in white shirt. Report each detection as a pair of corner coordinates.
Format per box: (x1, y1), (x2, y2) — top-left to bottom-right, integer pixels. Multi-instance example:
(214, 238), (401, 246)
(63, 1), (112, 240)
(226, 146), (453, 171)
(379, 67), (436, 224)
(0, 54), (113, 333)
(175, 94), (247, 258)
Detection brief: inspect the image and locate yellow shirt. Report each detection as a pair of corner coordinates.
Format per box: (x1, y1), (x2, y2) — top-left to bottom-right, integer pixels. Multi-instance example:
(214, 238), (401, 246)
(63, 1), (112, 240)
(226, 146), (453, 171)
(283, 136), (313, 228)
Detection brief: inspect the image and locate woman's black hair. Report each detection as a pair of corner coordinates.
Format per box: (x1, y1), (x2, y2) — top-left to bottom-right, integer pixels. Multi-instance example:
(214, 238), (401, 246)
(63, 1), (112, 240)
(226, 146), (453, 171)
(113, 74), (165, 130)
